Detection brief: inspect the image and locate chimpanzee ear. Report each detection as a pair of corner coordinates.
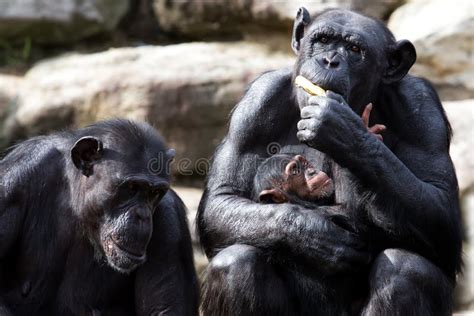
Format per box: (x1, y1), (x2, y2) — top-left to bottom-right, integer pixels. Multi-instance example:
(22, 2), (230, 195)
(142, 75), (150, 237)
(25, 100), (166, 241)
(166, 148), (176, 162)
(259, 189), (288, 203)
(71, 136), (103, 177)
(383, 40), (417, 84)
(291, 7), (311, 54)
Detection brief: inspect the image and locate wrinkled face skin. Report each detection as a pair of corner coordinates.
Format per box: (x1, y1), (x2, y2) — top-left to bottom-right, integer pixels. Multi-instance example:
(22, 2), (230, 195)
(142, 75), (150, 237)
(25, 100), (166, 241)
(99, 176), (169, 273)
(294, 10), (391, 113)
(283, 155), (334, 200)
(70, 126), (175, 274)
(81, 168), (170, 273)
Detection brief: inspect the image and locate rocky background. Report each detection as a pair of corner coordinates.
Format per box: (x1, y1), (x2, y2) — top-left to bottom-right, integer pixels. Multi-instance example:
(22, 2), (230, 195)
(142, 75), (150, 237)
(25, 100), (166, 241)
(0, 0), (472, 311)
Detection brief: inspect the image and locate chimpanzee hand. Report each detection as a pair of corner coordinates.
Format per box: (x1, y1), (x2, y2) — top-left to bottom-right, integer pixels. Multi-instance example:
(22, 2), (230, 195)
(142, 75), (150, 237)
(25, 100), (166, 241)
(361, 103), (386, 142)
(290, 208), (371, 274)
(296, 91), (372, 155)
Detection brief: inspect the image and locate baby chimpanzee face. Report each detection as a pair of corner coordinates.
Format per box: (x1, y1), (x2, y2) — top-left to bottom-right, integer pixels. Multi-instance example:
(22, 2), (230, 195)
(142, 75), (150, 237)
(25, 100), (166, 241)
(282, 155), (334, 201)
(255, 154), (334, 204)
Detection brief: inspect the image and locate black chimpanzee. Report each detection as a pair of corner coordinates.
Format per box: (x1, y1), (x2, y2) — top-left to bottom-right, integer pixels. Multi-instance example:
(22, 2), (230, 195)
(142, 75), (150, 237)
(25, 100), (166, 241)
(0, 119), (198, 315)
(252, 153), (335, 206)
(197, 8), (462, 316)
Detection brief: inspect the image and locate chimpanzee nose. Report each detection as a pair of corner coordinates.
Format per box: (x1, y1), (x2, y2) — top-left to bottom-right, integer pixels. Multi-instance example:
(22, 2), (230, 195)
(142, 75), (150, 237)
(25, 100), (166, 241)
(134, 207), (151, 221)
(323, 55), (340, 68)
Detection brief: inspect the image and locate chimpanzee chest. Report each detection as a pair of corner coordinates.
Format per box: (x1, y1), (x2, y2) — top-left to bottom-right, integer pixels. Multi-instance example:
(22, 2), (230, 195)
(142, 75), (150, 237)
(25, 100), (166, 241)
(2, 234), (135, 315)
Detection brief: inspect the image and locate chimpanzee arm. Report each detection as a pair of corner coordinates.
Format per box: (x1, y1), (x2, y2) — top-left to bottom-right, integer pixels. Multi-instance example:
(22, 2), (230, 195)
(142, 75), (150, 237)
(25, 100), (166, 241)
(358, 78), (461, 274)
(0, 156), (28, 315)
(198, 69), (369, 274)
(135, 190), (199, 316)
(297, 77), (462, 275)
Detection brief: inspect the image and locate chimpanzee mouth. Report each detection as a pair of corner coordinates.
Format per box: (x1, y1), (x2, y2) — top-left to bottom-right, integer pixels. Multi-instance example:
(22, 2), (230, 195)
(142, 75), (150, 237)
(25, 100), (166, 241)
(103, 237), (147, 273)
(109, 239), (146, 261)
(319, 84), (346, 99)
(304, 75), (348, 98)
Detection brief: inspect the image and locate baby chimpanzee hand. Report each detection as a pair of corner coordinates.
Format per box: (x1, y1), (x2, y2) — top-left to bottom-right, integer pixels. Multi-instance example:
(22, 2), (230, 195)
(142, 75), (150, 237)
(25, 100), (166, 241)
(361, 103), (386, 142)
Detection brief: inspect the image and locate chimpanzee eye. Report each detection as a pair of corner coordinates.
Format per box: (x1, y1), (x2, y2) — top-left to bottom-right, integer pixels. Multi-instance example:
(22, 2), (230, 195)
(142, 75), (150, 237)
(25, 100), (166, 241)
(291, 166), (300, 175)
(128, 183), (137, 191)
(351, 45), (361, 53)
(146, 186), (167, 205)
(117, 182), (139, 200)
(152, 188), (163, 197)
(319, 36), (329, 44)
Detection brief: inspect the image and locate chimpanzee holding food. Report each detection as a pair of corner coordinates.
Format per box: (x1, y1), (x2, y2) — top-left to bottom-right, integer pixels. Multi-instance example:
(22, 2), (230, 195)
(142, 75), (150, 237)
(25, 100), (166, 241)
(0, 119), (198, 315)
(250, 106), (386, 313)
(198, 7), (462, 316)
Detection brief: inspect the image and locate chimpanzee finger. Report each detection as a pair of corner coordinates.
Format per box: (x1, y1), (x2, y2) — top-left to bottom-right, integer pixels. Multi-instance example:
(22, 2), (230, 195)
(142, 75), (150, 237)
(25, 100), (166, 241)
(297, 129), (316, 143)
(369, 124), (386, 134)
(297, 119), (318, 132)
(307, 95), (329, 107)
(361, 103), (373, 128)
(325, 90), (346, 105)
(300, 105), (323, 119)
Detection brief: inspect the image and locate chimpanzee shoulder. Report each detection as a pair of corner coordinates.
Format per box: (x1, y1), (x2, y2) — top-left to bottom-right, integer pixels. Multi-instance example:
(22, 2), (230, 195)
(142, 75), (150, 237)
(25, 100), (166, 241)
(228, 67), (297, 148)
(383, 75), (452, 150)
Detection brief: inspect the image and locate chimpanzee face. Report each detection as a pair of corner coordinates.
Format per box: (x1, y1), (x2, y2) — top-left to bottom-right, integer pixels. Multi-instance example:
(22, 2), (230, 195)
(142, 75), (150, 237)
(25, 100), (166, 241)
(71, 134), (174, 273)
(282, 155), (334, 200)
(257, 154), (334, 204)
(292, 9), (393, 112)
(98, 173), (169, 273)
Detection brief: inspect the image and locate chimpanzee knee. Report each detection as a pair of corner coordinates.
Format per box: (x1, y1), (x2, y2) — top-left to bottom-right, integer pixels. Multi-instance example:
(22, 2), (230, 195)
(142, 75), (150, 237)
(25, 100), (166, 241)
(362, 249), (453, 316)
(201, 244), (291, 316)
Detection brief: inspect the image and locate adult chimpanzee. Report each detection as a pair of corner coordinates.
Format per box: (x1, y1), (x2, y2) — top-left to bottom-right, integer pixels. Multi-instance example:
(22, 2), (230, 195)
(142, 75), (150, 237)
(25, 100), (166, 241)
(0, 120), (198, 315)
(197, 8), (462, 316)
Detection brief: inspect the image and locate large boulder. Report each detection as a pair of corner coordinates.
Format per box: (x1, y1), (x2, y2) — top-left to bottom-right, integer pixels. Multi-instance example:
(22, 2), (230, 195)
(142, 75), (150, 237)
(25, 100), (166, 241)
(173, 186), (207, 276)
(152, 0), (402, 41)
(456, 190), (474, 311)
(388, 0), (474, 100)
(0, 74), (23, 147)
(444, 99), (474, 194)
(5, 42), (293, 179)
(0, 0), (129, 44)
(444, 99), (474, 311)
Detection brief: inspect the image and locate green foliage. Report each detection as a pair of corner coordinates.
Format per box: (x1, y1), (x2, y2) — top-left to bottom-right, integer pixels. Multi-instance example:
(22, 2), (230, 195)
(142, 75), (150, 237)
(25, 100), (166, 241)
(0, 37), (32, 67)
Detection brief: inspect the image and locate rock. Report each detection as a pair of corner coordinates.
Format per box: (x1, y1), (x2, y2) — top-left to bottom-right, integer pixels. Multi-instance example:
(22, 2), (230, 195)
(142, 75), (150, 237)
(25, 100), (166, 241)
(173, 186), (203, 245)
(388, 0), (474, 100)
(0, 0), (129, 44)
(455, 189), (474, 310)
(0, 75), (23, 147)
(6, 42), (293, 178)
(445, 99), (474, 310)
(152, 0), (402, 40)
(443, 99), (474, 194)
(173, 186), (208, 276)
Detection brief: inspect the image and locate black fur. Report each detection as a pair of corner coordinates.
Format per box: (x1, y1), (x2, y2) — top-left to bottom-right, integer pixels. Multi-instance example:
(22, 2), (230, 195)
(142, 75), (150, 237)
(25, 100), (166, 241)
(197, 8), (462, 316)
(0, 119), (198, 315)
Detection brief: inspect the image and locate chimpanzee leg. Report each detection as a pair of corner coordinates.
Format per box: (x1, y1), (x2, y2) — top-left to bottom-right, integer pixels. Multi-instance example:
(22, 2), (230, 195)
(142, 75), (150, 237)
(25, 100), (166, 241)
(362, 249), (453, 316)
(200, 244), (292, 316)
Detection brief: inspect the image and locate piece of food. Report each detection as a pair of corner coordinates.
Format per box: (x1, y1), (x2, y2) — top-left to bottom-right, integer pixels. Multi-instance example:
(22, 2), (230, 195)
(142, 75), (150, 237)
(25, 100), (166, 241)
(295, 75), (326, 96)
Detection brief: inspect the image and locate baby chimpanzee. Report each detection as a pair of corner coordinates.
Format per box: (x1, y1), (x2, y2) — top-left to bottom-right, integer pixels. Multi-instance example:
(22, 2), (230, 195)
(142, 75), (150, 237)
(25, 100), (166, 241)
(253, 153), (334, 207)
(253, 103), (385, 211)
